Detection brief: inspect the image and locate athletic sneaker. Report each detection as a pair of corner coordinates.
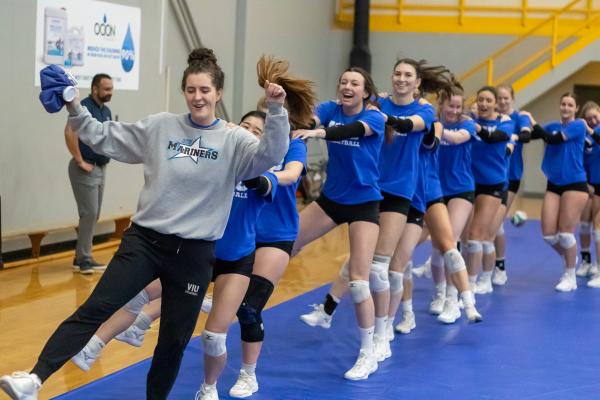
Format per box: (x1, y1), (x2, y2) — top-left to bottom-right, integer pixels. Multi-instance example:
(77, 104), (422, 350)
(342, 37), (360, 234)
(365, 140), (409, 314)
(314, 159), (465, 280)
(115, 325), (146, 347)
(587, 274), (600, 288)
(195, 383), (218, 400)
(429, 293), (445, 315)
(373, 334), (391, 362)
(73, 259), (106, 274)
(201, 294), (213, 313)
(395, 311), (416, 334)
(437, 300), (460, 324)
(385, 321), (394, 342)
(71, 344), (99, 371)
(464, 306), (483, 323)
(588, 264), (599, 277)
(412, 257), (431, 278)
(576, 261), (593, 277)
(492, 267), (508, 286)
(0, 372), (41, 400)
(344, 350), (378, 380)
(555, 272), (577, 292)
(299, 304), (332, 329)
(474, 276), (493, 295)
(229, 370), (258, 398)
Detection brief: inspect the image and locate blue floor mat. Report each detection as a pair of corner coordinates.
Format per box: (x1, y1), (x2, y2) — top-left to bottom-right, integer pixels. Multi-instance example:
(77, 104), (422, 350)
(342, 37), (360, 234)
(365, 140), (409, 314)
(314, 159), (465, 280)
(54, 220), (600, 399)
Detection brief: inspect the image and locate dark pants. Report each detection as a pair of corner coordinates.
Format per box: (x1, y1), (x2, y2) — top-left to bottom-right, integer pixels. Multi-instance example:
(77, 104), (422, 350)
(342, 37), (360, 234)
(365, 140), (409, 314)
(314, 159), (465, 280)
(31, 223), (215, 399)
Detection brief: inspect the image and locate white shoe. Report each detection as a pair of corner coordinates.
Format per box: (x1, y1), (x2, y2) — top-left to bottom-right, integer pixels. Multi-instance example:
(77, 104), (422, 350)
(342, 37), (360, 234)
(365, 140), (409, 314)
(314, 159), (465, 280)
(588, 264), (599, 277)
(437, 300), (460, 324)
(201, 294), (213, 313)
(229, 370), (258, 398)
(299, 304), (332, 329)
(555, 272), (577, 292)
(385, 321), (394, 342)
(464, 306), (483, 323)
(373, 334), (391, 362)
(71, 344), (99, 372)
(115, 325), (146, 347)
(0, 372), (41, 400)
(474, 276), (493, 295)
(412, 257), (431, 278)
(587, 274), (600, 288)
(344, 350), (378, 380)
(395, 311), (416, 334)
(576, 261), (592, 277)
(429, 293), (445, 315)
(492, 267), (507, 286)
(195, 383), (219, 400)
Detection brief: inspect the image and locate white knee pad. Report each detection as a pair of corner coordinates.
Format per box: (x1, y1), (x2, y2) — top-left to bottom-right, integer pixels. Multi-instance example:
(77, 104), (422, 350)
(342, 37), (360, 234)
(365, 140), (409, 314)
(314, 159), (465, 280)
(388, 270), (404, 295)
(124, 289), (149, 315)
(497, 222), (505, 236)
(202, 330), (227, 357)
(404, 261), (413, 281)
(431, 248), (444, 268)
(444, 249), (466, 274)
(348, 280), (370, 303)
(339, 260), (350, 280)
(580, 221), (592, 234)
(543, 234), (559, 246)
(369, 259), (390, 293)
(482, 241), (495, 255)
(594, 229), (600, 243)
(558, 232), (577, 249)
(467, 240), (482, 254)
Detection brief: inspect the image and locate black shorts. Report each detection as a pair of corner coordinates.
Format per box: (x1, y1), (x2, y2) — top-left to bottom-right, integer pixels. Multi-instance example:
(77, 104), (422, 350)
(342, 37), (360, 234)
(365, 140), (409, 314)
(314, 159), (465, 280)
(500, 190), (509, 206)
(406, 206), (425, 228)
(426, 197), (444, 210)
(255, 241), (294, 256)
(444, 191), (475, 204)
(593, 184), (600, 197)
(316, 194), (380, 225)
(379, 191), (411, 216)
(475, 183), (505, 199)
(508, 180), (521, 194)
(212, 252), (255, 280)
(546, 181), (589, 196)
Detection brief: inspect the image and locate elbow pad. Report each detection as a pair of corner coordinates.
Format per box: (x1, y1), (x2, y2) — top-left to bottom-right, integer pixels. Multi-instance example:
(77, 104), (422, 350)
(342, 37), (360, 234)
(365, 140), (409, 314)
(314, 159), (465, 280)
(324, 121), (365, 141)
(531, 124), (546, 140)
(544, 132), (565, 145)
(518, 130), (531, 143)
(243, 176), (270, 196)
(478, 127), (509, 143)
(385, 115), (414, 133)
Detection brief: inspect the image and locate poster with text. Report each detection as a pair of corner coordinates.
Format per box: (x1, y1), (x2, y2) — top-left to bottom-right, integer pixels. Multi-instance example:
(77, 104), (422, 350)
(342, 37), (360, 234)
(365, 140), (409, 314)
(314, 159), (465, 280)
(35, 0), (141, 90)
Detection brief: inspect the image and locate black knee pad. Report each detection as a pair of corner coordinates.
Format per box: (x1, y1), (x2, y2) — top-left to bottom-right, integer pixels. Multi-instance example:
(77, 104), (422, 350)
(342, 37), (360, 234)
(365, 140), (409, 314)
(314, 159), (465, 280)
(237, 274), (274, 343)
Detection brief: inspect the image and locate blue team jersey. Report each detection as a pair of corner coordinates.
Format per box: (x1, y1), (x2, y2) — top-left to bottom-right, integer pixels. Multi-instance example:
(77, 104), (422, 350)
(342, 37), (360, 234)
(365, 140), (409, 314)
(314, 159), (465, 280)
(508, 110), (532, 182)
(215, 172), (278, 261)
(439, 120), (476, 196)
(378, 97), (435, 200)
(588, 126), (600, 184)
(422, 124), (443, 203)
(256, 138), (307, 242)
(316, 101), (385, 204)
(471, 116), (515, 185)
(541, 119), (586, 185)
(411, 151), (427, 213)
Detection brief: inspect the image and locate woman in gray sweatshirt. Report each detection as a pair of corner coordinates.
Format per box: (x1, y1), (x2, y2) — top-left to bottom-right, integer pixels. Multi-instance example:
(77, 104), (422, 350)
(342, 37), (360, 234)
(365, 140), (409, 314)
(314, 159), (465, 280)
(0, 48), (290, 400)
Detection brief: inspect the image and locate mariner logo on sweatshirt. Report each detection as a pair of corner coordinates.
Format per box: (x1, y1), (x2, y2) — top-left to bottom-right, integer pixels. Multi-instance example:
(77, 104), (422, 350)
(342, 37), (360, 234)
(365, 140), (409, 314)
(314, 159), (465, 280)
(167, 137), (219, 162)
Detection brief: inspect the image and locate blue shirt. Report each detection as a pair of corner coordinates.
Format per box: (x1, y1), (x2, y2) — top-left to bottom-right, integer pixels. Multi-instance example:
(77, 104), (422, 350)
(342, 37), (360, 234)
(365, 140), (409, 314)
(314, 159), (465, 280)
(316, 101), (385, 204)
(508, 110), (532, 182)
(411, 152), (427, 213)
(80, 96), (112, 166)
(378, 98), (435, 200)
(215, 172), (278, 261)
(439, 120), (476, 196)
(422, 123), (443, 203)
(256, 138), (307, 242)
(588, 126), (600, 184)
(471, 116), (515, 185)
(541, 120), (587, 185)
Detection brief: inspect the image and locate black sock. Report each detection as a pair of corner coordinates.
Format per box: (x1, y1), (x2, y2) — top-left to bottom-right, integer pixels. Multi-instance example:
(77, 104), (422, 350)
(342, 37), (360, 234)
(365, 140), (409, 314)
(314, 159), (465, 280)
(457, 241), (461, 252)
(323, 293), (339, 315)
(581, 251), (591, 264)
(496, 258), (505, 271)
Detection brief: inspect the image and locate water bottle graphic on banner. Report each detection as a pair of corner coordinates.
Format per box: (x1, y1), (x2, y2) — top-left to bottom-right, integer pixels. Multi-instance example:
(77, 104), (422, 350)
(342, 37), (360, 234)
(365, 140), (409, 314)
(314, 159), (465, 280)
(121, 24), (135, 72)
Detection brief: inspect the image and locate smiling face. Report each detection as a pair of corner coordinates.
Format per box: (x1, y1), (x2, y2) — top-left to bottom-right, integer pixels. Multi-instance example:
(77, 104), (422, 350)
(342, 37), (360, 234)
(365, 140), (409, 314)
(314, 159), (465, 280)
(240, 115), (265, 139)
(559, 95), (578, 122)
(337, 71), (368, 110)
(392, 62), (420, 99)
(584, 107), (600, 129)
(441, 94), (464, 124)
(477, 90), (497, 119)
(184, 72), (222, 126)
(497, 87), (513, 114)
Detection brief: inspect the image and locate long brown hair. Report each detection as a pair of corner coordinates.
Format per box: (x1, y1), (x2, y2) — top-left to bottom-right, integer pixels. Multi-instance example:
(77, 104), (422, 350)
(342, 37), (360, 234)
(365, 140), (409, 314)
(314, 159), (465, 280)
(257, 55), (317, 130)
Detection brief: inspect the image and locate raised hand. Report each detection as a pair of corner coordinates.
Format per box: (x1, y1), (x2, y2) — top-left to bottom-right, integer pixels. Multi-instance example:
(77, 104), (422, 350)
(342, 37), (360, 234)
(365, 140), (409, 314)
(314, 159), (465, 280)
(264, 80), (286, 104)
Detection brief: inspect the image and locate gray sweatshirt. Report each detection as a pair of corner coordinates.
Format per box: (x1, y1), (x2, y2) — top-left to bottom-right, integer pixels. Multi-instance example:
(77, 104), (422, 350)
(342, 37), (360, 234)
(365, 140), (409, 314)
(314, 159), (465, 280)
(68, 103), (289, 240)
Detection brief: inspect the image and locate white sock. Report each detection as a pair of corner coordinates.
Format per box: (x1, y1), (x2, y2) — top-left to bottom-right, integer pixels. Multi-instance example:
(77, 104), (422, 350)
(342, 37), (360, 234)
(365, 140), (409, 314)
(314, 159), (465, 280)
(88, 335), (106, 353)
(565, 267), (576, 276)
(134, 311), (152, 331)
(359, 326), (374, 353)
(446, 284), (458, 300)
(402, 300), (413, 313)
(460, 290), (475, 309)
(481, 270), (493, 280)
(435, 282), (446, 296)
(374, 317), (387, 336)
(241, 362), (256, 375)
(203, 382), (217, 389)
